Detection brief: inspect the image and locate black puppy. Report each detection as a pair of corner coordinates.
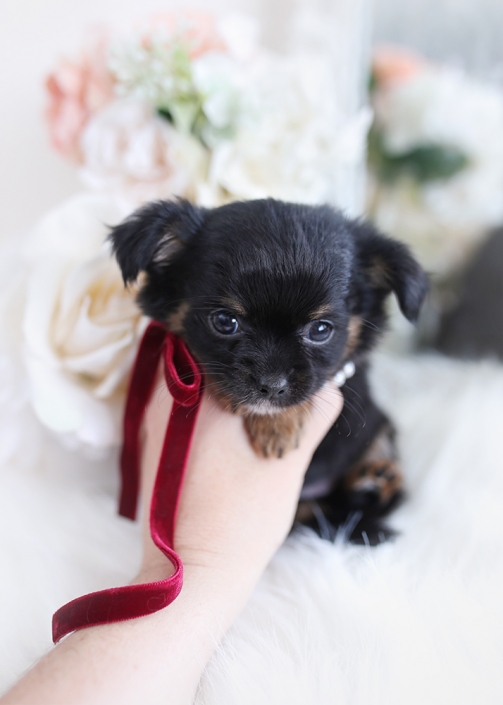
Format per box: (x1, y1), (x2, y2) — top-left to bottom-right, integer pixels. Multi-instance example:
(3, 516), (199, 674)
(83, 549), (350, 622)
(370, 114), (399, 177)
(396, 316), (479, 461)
(110, 198), (427, 544)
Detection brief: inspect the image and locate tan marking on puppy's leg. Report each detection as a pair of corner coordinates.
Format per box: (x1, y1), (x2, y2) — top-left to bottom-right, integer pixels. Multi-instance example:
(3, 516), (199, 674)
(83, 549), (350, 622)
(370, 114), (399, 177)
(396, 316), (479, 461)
(166, 301), (190, 335)
(343, 315), (363, 358)
(244, 402), (311, 459)
(344, 424), (402, 506)
(345, 459), (402, 504)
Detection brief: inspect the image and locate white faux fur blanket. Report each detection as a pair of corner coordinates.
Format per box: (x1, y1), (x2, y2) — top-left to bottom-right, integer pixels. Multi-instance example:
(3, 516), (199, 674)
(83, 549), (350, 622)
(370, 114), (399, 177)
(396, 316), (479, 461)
(1, 350), (503, 704)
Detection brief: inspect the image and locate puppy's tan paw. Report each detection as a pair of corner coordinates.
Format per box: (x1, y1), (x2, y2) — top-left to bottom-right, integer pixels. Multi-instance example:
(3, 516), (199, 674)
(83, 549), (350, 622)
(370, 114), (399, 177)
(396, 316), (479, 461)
(249, 434), (293, 459)
(344, 459), (403, 508)
(244, 404), (310, 459)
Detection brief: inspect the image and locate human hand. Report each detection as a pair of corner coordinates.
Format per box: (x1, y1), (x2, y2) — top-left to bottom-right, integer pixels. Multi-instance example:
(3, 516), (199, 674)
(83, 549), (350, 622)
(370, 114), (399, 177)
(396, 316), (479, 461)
(137, 370), (344, 631)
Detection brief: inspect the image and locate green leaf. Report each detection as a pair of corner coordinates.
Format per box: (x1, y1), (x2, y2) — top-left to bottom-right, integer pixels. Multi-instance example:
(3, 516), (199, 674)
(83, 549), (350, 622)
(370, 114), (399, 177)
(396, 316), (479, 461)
(368, 70), (378, 94)
(157, 107), (174, 124)
(368, 128), (469, 183)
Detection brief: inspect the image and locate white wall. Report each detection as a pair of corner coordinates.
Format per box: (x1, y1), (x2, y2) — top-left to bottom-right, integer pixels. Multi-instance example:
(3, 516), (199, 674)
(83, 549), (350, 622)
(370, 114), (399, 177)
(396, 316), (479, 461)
(373, 0), (503, 80)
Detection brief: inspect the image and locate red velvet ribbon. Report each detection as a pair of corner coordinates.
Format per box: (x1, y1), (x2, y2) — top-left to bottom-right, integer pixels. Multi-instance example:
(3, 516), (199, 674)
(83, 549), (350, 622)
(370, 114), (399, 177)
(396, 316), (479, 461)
(52, 322), (203, 643)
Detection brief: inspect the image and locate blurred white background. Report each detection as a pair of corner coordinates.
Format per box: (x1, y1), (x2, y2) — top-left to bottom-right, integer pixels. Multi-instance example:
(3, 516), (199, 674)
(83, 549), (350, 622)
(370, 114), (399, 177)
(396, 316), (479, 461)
(1, 0), (502, 244)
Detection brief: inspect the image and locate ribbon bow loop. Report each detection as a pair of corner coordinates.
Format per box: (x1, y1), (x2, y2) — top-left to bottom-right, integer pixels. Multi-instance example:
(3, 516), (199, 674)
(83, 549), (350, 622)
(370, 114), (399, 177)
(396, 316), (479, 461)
(164, 334), (201, 406)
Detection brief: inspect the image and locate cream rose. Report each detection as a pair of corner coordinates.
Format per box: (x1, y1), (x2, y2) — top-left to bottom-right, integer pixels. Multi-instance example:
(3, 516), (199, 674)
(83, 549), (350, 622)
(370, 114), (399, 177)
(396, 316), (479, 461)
(22, 192), (147, 452)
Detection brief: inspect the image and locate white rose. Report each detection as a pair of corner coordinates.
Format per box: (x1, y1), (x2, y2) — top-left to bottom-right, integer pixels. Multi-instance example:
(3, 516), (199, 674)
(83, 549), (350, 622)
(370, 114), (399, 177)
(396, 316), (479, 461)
(370, 66), (503, 276)
(79, 99), (209, 204)
(22, 192), (147, 452)
(208, 53), (370, 209)
(375, 67), (503, 156)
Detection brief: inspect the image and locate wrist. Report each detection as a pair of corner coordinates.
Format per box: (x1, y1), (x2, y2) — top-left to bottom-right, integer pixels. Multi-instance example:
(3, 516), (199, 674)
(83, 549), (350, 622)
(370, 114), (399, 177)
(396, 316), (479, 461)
(133, 549), (260, 644)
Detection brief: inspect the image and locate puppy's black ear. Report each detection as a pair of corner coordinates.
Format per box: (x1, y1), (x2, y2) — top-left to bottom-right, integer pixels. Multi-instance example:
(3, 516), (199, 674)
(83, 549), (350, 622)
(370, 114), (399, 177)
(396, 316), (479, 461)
(109, 199), (205, 284)
(353, 221), (428, 322)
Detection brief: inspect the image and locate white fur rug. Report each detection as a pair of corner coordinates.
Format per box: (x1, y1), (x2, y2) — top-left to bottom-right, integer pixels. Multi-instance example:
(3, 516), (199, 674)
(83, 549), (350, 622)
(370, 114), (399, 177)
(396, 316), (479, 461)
(1, 339), (503, 702)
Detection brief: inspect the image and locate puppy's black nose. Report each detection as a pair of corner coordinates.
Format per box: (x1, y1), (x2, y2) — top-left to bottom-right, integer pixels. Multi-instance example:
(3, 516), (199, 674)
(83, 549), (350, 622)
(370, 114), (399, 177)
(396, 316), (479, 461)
(257, 376), (288, 399)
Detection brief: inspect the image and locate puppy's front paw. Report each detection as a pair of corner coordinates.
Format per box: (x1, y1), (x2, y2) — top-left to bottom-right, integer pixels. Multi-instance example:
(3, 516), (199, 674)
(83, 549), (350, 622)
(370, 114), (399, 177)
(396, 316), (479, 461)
(244, 405), (310, 458)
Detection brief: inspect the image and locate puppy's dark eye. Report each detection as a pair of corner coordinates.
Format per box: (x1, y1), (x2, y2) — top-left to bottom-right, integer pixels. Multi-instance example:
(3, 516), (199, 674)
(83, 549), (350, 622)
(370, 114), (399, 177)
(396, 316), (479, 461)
(305, 320), (334, 343)
(210, 310), (240, 335)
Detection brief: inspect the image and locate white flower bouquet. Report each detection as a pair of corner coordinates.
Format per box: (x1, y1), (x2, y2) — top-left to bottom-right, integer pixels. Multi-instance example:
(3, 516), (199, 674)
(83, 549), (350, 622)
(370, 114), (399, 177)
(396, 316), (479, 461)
(46, 12), (369, 208)
(367, 47), (503, 278)
(3, 11), (369, 455)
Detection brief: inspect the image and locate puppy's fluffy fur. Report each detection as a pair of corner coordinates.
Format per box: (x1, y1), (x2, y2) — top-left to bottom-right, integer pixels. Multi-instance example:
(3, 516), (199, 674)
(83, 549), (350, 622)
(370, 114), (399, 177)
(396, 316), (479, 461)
(110, 198), (427, 543)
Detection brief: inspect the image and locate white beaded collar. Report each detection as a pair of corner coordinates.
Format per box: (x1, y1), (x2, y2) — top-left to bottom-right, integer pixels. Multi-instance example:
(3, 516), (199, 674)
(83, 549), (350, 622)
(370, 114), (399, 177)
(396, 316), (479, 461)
(333, 360), (356, 388)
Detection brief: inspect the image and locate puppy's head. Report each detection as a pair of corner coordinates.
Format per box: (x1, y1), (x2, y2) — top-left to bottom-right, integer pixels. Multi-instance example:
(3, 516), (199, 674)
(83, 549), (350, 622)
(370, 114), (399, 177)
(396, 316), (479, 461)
(110, 198), (427, 413)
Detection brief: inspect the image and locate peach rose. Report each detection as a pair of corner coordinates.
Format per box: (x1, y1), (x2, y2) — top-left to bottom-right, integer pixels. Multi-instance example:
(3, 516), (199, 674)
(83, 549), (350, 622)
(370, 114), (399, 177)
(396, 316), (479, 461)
(45, 34), (115, 162)
(372, 46), (425, 86)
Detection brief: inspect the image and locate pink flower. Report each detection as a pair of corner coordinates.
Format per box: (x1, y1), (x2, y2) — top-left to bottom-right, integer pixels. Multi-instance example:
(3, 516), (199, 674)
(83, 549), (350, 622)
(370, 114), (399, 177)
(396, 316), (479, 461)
(140, 11), (226, 58)
(372, 46), (426, 86)
(45, 35), (115, 162)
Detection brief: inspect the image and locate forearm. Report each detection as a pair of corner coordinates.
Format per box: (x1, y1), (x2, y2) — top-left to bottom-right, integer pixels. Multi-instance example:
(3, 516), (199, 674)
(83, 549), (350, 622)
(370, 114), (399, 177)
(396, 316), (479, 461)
(1, 563), (242, 705)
